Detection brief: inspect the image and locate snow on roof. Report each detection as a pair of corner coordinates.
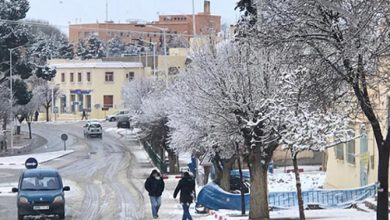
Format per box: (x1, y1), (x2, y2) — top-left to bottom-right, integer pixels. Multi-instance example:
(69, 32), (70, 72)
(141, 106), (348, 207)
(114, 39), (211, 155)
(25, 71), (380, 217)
(50, 61), (143, 69)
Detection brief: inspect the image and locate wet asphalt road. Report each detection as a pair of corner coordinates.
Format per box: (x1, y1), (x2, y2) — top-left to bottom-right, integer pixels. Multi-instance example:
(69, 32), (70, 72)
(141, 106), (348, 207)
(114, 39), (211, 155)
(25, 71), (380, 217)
(0, 121), (144, 220)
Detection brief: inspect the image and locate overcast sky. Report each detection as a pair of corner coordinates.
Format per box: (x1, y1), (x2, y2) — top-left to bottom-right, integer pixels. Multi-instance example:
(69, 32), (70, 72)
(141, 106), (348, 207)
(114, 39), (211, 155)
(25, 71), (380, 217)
(27, 0), (240, 33)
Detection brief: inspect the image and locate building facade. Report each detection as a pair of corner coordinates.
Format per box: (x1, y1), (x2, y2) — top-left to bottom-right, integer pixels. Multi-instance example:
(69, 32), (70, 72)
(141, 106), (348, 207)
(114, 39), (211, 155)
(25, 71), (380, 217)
(68, 1), (221, 48)
(324, 87), (390, 189)
(49, 59), (144, 119)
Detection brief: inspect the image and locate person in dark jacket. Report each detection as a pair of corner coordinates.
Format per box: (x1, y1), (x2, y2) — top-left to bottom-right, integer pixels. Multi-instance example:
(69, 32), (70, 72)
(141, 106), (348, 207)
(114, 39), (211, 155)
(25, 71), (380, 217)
(173, 172), (196, 220)
(145, 169), (165, 219)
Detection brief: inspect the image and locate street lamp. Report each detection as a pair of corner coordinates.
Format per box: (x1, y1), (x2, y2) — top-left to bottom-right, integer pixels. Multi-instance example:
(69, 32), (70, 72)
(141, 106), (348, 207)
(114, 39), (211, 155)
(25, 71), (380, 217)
(8, 47), (21, 150)
(135, 24), (168, 85)
(137, 39), (157, 78)
(192, 0), (196, 36)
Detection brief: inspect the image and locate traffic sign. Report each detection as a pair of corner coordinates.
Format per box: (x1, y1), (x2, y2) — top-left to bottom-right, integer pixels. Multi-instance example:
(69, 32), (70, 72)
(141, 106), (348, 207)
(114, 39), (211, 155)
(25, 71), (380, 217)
(53, 107), (59, 114)
(25, 157), (38, 169)
(61, 134), (68, 141)
(61, 134), (68, 151)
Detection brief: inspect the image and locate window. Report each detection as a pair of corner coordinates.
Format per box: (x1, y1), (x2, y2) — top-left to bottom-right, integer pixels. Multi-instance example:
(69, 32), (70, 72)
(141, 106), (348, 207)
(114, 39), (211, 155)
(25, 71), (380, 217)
(78, 72), (82, 82)
(61, 73), (65, 82)
(87, 72), (91, 82)
(105, 72), (114, 82)
(85, 95), (91, 109)
(103, 95), (113, 108)
(70, 72), (74, 82)
(126, 72), (135, 81)
(346, 131), (355, 164)
(335, 143), (344, 160)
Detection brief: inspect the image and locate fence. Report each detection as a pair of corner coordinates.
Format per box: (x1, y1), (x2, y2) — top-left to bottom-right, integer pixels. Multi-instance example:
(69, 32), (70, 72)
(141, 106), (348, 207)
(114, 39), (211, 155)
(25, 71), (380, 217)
(142, 141), (167, 173)
(197, 182), (377, 211)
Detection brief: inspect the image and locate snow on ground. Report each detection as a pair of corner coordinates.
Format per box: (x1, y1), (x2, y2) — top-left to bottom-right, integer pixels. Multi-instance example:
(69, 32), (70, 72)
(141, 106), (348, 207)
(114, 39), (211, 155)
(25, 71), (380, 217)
(0, 150), (74, 169)
(195, 208), (378, 220)
(268, 172), (325, 192)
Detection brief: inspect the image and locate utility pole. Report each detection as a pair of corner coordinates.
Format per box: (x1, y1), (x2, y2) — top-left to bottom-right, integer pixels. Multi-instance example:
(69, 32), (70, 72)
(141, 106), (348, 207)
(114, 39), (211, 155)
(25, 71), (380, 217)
(192, 0), (196, 36)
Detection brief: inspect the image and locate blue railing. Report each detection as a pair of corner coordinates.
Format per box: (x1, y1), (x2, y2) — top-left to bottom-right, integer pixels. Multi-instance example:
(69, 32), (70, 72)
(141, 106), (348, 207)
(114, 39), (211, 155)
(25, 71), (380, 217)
(197, 182), (377, 210)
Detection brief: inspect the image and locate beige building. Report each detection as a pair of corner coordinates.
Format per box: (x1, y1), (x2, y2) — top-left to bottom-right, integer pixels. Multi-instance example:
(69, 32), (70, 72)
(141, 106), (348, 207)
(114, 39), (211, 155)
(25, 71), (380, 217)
(49, 59), (145, 119)
(324, 87), (389, 188)
(48, 47), (189, 120)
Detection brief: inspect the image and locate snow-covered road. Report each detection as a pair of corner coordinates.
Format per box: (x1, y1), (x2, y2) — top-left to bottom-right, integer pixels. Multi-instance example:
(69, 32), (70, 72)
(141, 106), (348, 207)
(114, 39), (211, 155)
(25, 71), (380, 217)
(0, 121), (145, 220)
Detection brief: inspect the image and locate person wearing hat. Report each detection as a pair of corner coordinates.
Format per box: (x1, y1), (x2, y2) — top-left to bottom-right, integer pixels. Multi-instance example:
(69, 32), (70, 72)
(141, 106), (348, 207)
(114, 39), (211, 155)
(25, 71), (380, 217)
(173, 172), (196, 220)
(145, 169), (165, 219)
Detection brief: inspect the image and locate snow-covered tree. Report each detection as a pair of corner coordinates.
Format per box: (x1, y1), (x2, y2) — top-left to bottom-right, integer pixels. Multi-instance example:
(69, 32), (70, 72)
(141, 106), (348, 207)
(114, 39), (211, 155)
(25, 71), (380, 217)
(122, 78), (155, 114)
(167, 40), (289, 216)
(238, 1), (390, 218)
(277, 69), (351, 219)
(33, 83), (61, 122)
(107, 36), (125, 57)
(77, 35), (106, 60)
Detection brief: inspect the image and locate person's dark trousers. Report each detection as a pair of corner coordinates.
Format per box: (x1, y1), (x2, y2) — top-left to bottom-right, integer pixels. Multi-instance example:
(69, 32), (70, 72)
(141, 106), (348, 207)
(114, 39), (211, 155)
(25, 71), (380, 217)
(149, 196), (161, 218)
(182, 203), (192, 220)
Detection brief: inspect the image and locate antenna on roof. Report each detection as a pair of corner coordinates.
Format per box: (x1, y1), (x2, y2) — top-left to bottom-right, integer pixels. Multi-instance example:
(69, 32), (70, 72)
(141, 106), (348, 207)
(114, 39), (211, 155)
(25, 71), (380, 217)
(105, 0), (109, 22)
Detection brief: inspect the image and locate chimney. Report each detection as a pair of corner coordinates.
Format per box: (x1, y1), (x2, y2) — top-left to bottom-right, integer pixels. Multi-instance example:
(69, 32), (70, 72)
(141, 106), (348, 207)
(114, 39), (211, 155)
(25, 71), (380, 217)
(204, 0), (210, 15)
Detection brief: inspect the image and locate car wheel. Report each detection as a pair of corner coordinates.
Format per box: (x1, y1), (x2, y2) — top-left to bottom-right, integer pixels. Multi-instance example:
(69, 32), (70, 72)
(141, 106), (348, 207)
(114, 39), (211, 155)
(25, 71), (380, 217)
(18, 214), (24, 220)
(109, 117), (116, 122)
(58, 213), (65, 219)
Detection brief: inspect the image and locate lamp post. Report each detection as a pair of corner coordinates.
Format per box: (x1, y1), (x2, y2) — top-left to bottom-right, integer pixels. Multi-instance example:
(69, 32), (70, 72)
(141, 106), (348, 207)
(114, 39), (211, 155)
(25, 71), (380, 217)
(135, 24), (168, 85)
(8, 47), (20, 150)
(192, 0), (196, 36)
(137, 39), (157, 78)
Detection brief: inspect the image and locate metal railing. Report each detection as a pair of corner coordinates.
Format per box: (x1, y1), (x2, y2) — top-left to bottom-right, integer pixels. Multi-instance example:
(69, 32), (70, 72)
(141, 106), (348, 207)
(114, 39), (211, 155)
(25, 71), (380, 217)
(268, 183), (377, 208)
(142, 141), (167, 173)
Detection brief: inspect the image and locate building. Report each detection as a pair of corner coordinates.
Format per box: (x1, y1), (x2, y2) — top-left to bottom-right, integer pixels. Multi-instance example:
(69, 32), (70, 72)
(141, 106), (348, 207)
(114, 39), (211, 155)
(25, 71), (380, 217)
(68, 0), (221, 49)
(49, 59), (145, 119)
(324, 122), (378, 189)
(324, 82), (390, 188)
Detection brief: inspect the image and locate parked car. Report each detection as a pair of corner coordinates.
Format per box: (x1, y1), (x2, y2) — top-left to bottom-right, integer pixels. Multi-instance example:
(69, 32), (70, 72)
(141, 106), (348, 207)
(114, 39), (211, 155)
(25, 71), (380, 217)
(117, 116), (130, 129)
(12, 168), (70, 220)
(106, 110), (129, 122)
(83, 121), (103, 138)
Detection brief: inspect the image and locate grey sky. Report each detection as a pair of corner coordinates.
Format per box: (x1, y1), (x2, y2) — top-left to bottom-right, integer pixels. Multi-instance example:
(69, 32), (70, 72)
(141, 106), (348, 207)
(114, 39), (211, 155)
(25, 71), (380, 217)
(27, 0), (240, 33)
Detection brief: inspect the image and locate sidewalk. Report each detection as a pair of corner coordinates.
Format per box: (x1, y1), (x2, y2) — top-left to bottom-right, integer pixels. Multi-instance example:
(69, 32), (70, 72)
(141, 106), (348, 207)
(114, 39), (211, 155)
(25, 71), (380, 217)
(0, 133), (33, 156)
(109, 128), (210, 220)
(0, 150), (74, 169)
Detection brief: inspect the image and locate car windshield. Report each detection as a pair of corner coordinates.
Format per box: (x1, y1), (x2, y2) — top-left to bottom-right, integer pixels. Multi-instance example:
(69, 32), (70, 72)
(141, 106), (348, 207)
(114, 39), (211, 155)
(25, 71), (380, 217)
(89, 124), (101, 128)
(21, 176), (61, 191)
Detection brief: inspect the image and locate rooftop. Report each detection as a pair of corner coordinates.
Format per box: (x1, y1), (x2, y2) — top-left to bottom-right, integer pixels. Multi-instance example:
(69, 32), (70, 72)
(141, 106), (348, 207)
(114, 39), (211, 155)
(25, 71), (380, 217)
(49, 60), (144, 69)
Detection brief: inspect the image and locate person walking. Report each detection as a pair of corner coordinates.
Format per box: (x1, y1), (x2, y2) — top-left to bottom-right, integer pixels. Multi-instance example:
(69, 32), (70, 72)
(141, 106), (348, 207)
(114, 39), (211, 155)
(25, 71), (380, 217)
(34, 110), (39, 121)
(81, 109), (88, 120)
(174, 172), (196, 220)
(145, 169), (165, 219)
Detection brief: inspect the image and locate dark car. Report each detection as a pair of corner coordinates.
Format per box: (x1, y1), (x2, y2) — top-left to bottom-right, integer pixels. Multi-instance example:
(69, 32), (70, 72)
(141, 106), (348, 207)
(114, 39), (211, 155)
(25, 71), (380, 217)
(117, 116), (130, 129)
(12, 168), (70, 220)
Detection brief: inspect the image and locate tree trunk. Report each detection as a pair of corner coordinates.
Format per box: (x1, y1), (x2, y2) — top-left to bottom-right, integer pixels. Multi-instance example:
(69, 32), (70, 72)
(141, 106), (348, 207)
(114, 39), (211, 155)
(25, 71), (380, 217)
(377, 146), (389, 220)
(213, 157), (223, 184)
(220, 156), (236, 192)
(27, 122), (32, 139)
(292, 153), (305, 220)
(203, 165), (211, 185)
(2, 116), (7, 131)
(249, 148), (269, 220)
(168, 151), (179, 174)
(237, 153), (246, 215)
(45, 106), (50, 122)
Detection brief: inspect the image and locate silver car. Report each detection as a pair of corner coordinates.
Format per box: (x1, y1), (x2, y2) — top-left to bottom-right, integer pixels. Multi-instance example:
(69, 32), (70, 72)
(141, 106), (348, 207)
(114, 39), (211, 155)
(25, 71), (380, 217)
(83, 121), (103, 138)
(106, 110), (129, 122)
